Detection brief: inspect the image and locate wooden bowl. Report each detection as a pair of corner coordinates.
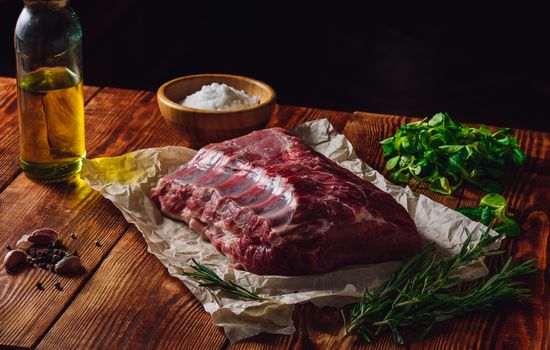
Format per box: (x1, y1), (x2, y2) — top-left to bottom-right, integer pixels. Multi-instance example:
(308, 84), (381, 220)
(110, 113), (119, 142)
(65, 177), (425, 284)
(157, 74), (276, 148)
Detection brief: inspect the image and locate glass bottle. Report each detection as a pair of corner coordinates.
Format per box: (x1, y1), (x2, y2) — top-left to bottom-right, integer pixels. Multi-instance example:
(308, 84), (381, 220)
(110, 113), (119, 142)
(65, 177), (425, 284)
(15, 0), (85, 181)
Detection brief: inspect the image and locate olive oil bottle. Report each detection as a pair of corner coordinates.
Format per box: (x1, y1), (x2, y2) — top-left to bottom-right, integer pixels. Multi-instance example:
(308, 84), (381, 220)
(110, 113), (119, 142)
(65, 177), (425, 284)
(15, 0), (85, 181)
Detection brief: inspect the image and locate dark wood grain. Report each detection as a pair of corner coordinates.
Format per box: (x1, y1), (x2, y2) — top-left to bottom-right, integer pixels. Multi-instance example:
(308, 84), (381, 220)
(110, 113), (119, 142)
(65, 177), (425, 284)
(351, 111), (550, 350)
(0, 174), (129, 349)
(269, 104), (351, 132)
(0, 85), (180, 349)
(36, 227), (228, 350)
(227, 303), (403, 350)
(0, 77), (20, 191)
(33, 105), (353, 350)
(233, 112), (550, 350)
(1, 80), (549, 350)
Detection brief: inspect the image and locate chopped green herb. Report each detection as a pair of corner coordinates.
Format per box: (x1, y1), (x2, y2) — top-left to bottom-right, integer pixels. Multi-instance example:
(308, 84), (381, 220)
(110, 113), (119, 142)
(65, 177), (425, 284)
(380, 113), (527, 195)
(458, 193), (521, 237)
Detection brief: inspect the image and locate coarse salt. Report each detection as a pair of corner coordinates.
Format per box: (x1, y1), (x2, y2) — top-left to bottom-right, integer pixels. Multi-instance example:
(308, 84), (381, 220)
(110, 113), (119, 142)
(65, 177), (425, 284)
(181, 83), (260, 111)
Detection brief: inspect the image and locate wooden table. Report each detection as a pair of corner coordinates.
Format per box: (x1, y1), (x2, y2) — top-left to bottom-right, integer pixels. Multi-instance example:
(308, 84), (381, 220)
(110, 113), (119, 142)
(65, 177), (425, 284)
(0, 77), (548, 350)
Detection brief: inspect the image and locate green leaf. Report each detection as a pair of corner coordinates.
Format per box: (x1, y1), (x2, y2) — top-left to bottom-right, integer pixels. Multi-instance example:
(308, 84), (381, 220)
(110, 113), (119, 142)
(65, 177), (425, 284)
(442, 112), (459, 128)
(439, 145), (465, 153)
(380, 112), (526, 195)
(418, 130), (431, 147)
(380, 137), (394, 145)
(456, 207), (483, 220)
(400, 138), (412, 153)
(447, 154), (469, 178)
(386, 156), (400, 170)
(479, 192), (510, 222)
(480, 193), (507, 209)
(382, 143), (396, 156)
(481, 206), (494, 226)
(390, 170), (409, 184)
(428, 176), (452, 195)
(457, 193), (521, 237)
(513, 148), (527, 165)
(399, 155), (415, 167)
(428, 113), (445, 126)
(429, 134), (446, 147)
(477, 126), (492, 136)
(494, 218), (521, 237)
(409, 163), (423, 176)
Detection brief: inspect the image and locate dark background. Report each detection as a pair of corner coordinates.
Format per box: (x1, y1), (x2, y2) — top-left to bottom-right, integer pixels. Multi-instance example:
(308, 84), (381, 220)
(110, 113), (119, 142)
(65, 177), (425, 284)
(1, 1), (549, 131)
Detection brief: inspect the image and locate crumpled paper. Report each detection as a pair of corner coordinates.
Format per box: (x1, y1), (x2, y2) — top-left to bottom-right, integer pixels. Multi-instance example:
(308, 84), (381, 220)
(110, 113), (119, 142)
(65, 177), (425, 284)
(81, 118), (498, 342)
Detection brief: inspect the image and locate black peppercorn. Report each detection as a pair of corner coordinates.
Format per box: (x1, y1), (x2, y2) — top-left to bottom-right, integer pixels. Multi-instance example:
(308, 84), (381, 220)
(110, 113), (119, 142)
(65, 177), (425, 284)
(36, 282), (44, 290)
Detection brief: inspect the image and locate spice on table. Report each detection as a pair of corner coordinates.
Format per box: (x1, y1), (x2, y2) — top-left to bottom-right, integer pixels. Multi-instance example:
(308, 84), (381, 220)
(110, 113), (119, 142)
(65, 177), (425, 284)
(94, 240), (101, 247)
(35, 282), (44, 290)
(27, 247), (68, 268)
(15, 235), (33, 250)
(54, 255), (83, 275)
(3, 249), (27, 274)
(54, 282), (63, 291)
(28, 228), (59, 246)
(70, 233), (77, 239)
(4, 228), (81, 276)
(181, 83), (260, 111)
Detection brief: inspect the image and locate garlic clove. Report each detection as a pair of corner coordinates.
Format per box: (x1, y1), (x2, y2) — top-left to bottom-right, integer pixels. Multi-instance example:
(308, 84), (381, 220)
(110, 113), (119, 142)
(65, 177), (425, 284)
(28, 228), (59, 246)
(54, 255), (83, 275)
(3, 249), (27, 274)
(15, 234), (33, 250)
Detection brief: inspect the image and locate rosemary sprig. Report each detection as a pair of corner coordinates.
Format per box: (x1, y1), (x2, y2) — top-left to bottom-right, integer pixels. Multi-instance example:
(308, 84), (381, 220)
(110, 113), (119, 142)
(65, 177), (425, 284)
(182, 259), (267, 302)
(343, 228), (538, 345)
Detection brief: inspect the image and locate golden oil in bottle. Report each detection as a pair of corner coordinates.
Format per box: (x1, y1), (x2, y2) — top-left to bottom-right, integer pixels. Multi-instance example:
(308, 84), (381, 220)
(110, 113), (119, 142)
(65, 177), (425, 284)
(17, 67), (86, 181)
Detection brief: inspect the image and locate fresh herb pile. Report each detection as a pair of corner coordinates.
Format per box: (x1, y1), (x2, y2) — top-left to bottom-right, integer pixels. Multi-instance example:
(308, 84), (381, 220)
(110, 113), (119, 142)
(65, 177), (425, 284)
(458, 193), (521, 237)
(380, 113), (527, 195)
(342, 228), (537, 344)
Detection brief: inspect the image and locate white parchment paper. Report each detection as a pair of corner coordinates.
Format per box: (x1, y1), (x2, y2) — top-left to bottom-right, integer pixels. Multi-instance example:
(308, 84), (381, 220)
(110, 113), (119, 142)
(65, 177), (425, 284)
(81, 119), (497, 342)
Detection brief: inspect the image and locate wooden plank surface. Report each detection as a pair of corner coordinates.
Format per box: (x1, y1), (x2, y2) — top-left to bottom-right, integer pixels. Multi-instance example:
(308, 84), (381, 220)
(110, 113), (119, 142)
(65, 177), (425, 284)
(0, 79), (548, 350)
(0, 85), (180, 348)
(352, 112), (550, 349)
(36, 227), (229, 350)
(34, 104), (354, 350)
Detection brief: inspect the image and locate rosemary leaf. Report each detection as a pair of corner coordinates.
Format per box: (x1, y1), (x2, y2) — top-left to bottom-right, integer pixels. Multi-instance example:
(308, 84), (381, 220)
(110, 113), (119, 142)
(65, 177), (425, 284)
(182, 259), (267, 302)
(343, 227), (538, 344)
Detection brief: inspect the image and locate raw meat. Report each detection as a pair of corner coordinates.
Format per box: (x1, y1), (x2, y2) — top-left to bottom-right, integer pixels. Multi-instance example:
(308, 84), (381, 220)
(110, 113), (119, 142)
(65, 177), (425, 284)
(150, 128), (422, 275)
